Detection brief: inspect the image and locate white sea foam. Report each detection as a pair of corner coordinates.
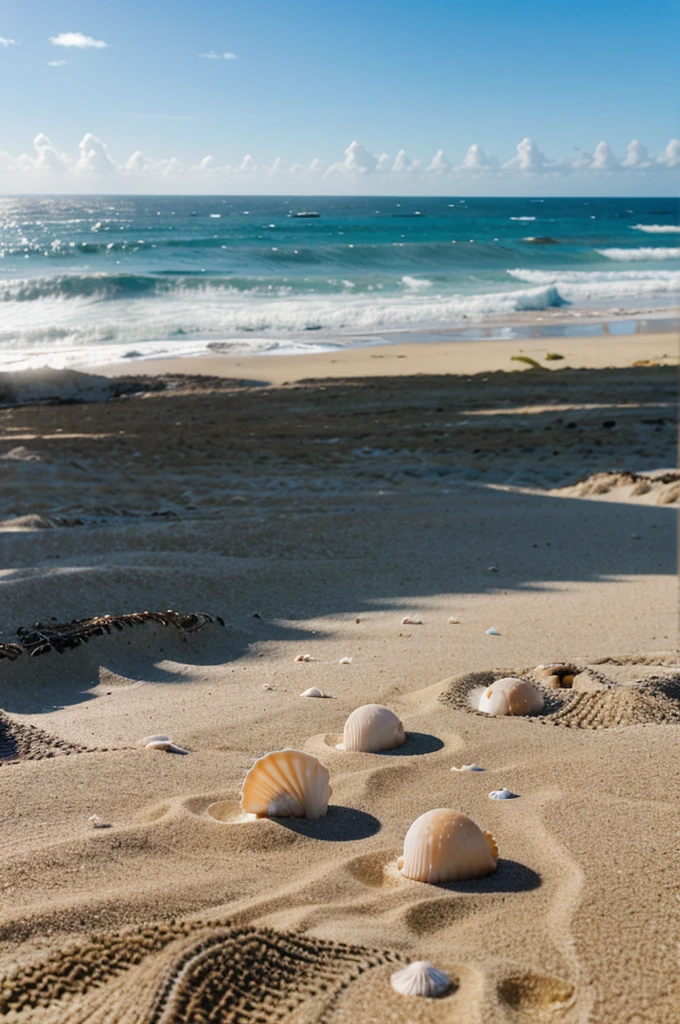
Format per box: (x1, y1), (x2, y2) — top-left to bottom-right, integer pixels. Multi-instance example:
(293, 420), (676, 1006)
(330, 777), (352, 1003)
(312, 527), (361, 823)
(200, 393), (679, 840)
(401, 275), (433, 290)
(507, 267), (680, 301)
(631, 224), (680, 233)
(0, 281), (566, 364)
(510, 216), (536, 221)
(597, 247), (680, 261)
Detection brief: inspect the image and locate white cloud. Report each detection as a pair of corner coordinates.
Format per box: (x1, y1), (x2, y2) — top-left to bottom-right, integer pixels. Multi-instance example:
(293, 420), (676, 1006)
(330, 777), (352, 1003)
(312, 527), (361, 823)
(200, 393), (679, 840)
(0, 133), (678, 195)
(47, 60), (67, 67)
(50, 32), (108, 49)
(198, 51), (238, 60)
(75, 133), (116, 173)
(502, 137), (551, 172)
(326, 140), (379, 177)
(426, 149), (451, 175)
(622, 139), (650, 168)
(455, 143), (496, 173)
(392, 149), (421, 174)
(0, 37), (17, 47)
(591, 141), (619, 171)
(657, 138), (680, 167)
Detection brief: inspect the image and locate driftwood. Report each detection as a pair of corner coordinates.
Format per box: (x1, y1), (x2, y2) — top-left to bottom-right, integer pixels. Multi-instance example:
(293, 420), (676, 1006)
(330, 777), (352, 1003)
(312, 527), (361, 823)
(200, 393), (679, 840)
(0, 610), (224, 661)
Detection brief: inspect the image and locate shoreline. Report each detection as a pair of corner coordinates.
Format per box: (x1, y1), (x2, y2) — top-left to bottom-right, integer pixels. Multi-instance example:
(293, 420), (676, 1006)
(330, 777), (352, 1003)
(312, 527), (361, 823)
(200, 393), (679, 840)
(96, 326), (679, 386)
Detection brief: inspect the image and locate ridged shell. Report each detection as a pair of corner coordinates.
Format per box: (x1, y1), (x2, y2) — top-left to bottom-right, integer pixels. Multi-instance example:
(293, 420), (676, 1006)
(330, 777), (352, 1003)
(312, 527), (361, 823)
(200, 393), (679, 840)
(398, 808), (498, 883)
(341, 704), (405, 752)
(478, 677), (544, 716)
(390, 961), (451, 997)
(240, 749), (331, 819)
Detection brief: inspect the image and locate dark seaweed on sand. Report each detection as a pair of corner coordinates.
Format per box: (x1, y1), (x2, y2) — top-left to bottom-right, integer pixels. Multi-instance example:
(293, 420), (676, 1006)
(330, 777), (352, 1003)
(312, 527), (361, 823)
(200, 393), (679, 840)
(0, 610), (224, 660)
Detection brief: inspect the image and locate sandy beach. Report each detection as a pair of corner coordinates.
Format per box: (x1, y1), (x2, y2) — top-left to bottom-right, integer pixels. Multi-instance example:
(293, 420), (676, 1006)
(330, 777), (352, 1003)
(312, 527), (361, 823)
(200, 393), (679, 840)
(0, 329), (677, 1023)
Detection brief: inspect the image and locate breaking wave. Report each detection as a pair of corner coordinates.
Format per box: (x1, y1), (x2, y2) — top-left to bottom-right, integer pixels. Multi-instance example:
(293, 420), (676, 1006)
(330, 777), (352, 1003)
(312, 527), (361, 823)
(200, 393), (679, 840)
(631, 224), (680, 234)
(597, 247), (680, 261)
(507, 267), (680, 301)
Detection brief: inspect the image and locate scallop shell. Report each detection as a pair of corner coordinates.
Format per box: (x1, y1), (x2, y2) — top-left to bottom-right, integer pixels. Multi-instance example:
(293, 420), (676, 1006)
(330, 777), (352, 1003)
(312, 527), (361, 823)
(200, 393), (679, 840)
(339, 704), (406, 753)
(240, 749), (331, 819)
(300, 687), (326, 698)
(390, 961), (451, 997)
(398, 808), (498, 883)
(478, 677), (544, 716)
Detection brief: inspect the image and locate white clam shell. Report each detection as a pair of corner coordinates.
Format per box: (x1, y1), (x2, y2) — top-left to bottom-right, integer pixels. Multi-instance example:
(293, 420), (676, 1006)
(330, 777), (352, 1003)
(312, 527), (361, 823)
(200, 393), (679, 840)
(398, 808), (498, 883)
(390, 961), (451, 997)
(338, 657), (352, 665)
(478, 677), (544, 716)
(401, 616), (422, 625)
(140, 734), (170, 745)
(300, 686), (325, 698)
(489, 788), (517, 800)
(451, 763), (484, 772)
(144, 740), (188, 754)
(240, 749), (331, 819)
(339, 704), (406, 753)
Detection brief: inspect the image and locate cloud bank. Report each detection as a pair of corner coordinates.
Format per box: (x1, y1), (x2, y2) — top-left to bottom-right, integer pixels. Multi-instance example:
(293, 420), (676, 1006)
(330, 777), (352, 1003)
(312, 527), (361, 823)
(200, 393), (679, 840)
(0, 134), (678, 195)
(198, 51), (238, 60)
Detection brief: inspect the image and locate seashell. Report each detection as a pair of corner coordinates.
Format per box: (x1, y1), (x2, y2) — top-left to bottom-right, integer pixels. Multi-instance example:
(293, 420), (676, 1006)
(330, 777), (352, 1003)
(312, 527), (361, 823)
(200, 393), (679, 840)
(486, 627), (501, 636)
(262, 683), (273, 690)
(339, 704), (405, 752)
(489, 788), (517, 800)
(478, 677), (544, 716)
(448, 617), (460, 624)
(144, 739), (189, 754)
(401, 616), (422, 625)
(488, 566), (499, 572)
(240, 749), (331, 819)
(300, 686), (326, 698)
(88, 814), (106, 829)
(294, 653), (312, 662)
(451, 763), (484, 772)
(338, 657), (352, 664)
(390, 961), (451, 997)
(398, 808), (498, 883)
(140, 734), (170, 745)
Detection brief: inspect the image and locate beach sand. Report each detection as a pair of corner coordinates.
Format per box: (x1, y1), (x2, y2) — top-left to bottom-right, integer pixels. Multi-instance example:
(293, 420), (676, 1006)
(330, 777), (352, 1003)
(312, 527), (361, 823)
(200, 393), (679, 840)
(0, 330), (677, 1023)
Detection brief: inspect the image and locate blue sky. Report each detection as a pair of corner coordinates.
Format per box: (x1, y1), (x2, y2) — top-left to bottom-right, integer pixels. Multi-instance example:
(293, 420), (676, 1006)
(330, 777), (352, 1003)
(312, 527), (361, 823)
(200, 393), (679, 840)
(1, 0), (678, 194)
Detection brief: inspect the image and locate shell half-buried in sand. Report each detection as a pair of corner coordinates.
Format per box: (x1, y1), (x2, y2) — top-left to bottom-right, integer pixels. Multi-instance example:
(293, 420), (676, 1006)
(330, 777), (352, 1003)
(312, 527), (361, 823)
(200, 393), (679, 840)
(398, 808), (498, 883)
(240, 749), (331, 819)
(390, 961), (451, 997)
(339, 704), (406, 752)
(478, 677), (544, 716)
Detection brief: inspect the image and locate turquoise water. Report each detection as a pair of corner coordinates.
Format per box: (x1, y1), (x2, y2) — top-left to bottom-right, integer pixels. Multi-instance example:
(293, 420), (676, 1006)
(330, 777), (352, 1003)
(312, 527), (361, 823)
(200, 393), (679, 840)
(0, 195), (678, 368)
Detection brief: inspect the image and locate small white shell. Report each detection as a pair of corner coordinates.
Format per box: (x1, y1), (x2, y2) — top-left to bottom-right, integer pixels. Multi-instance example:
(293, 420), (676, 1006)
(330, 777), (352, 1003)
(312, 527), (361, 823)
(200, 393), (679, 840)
(390, 961), (451, 998)
(447, 617), (460, 624)
(338, 657), (352, 665)
(144, 740), (188, 754)
(401, 616), (422, 625)
(240, 749), (331, 819)
(489, 788), (517, 800)
(340, 704), (406, 752)
(294, 653), (312, 662)
(478, 677), (544, 716)
(88, 814), (106, 829)
(398, 808), (498, 883)
(140, 734), (170, 745)
(451, 763), (484, 772)
(486, 627), (501, 636)
(300, 686), (325, 698)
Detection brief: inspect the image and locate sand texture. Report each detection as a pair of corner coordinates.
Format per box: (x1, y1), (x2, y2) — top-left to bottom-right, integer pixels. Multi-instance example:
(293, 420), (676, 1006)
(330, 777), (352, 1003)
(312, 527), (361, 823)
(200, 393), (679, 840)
(0, 349), (677, 1023)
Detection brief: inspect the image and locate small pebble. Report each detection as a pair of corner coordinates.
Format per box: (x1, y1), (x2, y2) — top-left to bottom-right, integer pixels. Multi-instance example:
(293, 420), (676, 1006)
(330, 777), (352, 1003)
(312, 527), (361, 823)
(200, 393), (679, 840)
(488, 566), (499, 573)
(448, 616), (460, 624)
(355, 617), (361, 624)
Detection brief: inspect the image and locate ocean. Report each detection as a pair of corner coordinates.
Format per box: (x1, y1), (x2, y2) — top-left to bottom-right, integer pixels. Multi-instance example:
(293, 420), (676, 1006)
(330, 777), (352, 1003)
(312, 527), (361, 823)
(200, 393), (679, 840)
(0, 195), (678, 370)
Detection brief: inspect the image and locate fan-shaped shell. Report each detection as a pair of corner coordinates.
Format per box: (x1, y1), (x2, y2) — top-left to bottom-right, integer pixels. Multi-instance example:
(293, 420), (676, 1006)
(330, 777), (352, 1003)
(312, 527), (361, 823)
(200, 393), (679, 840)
(478, 676), (544, 716)
(390, 961), (451, 997)
(340, 704), (405, 752)
(240, 749), (331, 819)
(398, 808), (498, 883)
